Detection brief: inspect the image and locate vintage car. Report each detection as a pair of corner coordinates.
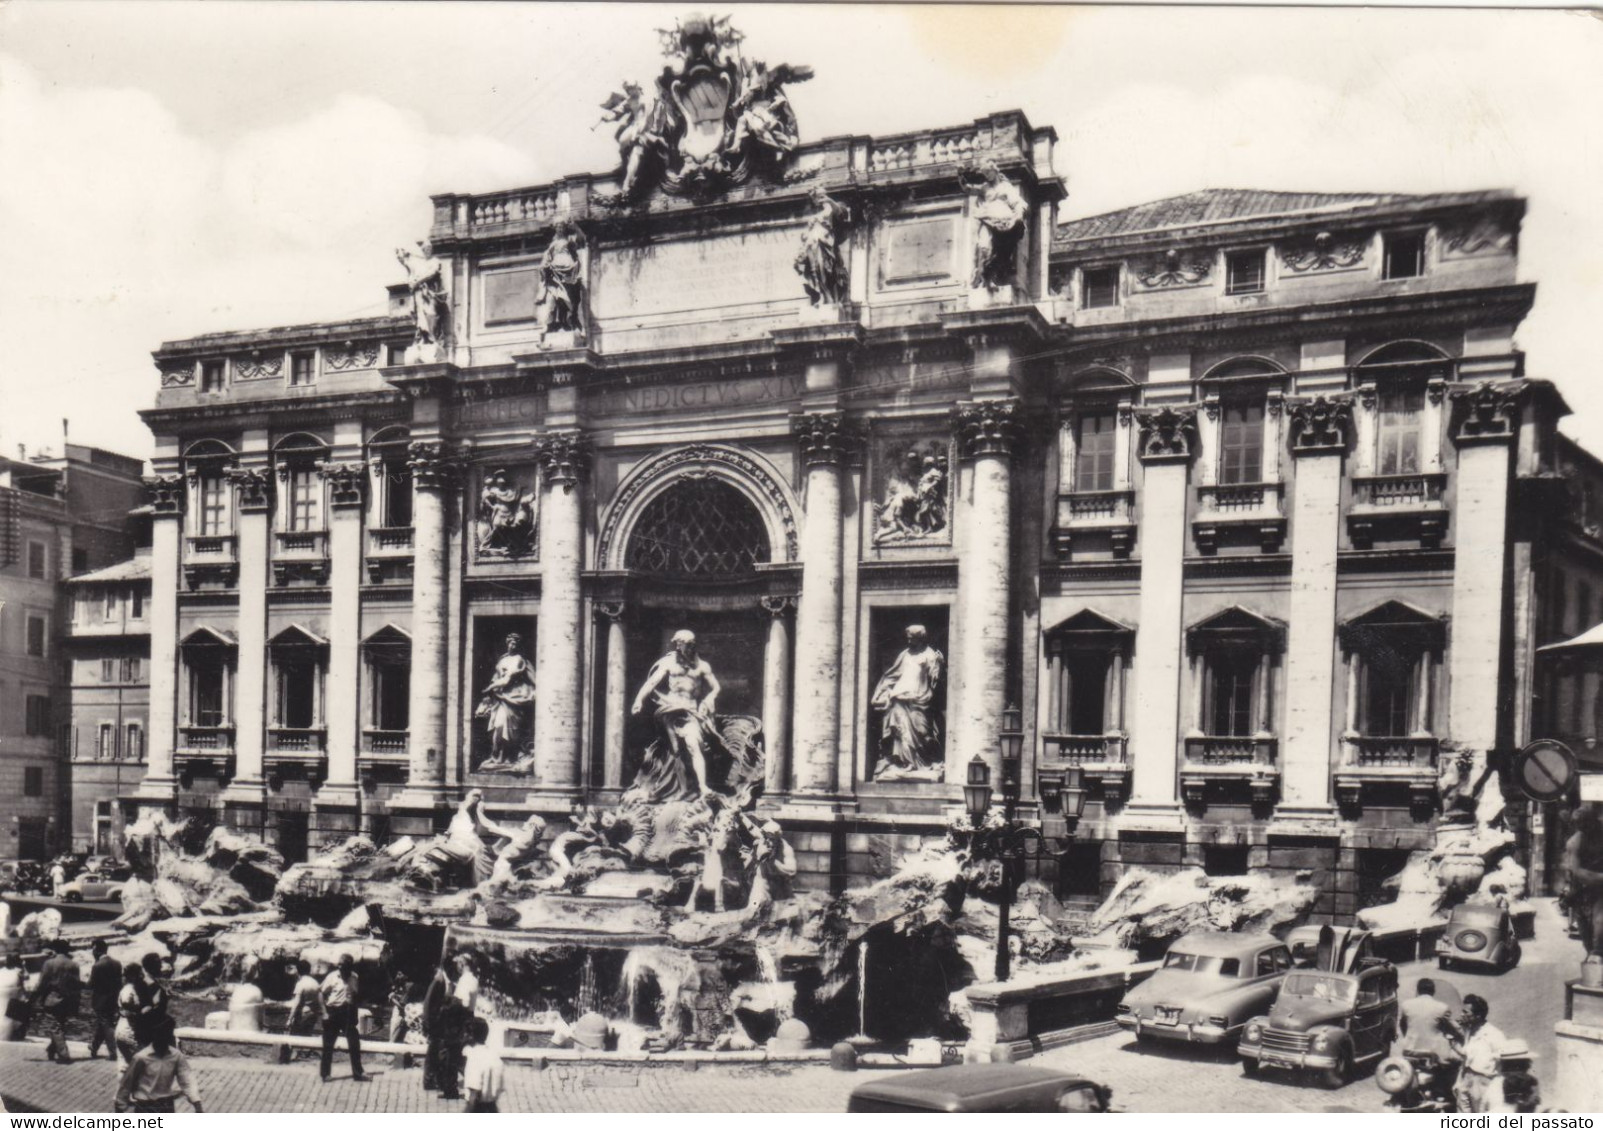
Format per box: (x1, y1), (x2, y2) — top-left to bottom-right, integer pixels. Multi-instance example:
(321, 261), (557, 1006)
(1436, 902), (1521, 971)
(56, 872), (125, 903)
(846, 1065), (1112, 1113)
(1116, 931), (1292, 1046)
(1237, 962), (1401, 1087)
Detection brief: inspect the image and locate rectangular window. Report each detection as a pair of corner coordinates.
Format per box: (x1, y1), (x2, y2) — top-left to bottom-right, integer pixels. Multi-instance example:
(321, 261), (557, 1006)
(275, 653), (319, 729)
(97, 722), (115, 761)
(1074, 411), (1117, 493)
(104, 589), (118, 619)
(386, 342), (409, 367)
(25, 694), (51, 736)
(26, 614), (46, 657)
(1219, 401), (1265, 484)
(383, 462), (413, 527)
(126, 723), (143, 762)
(199, 473), (228, 536)
(191, 659), (227, 727)
(372, 656), (411, 731)
(288, 467), (322, 531)
(101, 658), (116, 682)
(289, 352), (316, 387)
(1064, 652), (1108, 735)
(1206, 653), (1257, 736)
(1225, 249), (1266, 295)
(1383, 231), (1426, 280)
(27, 541), (46, 580)
(1081, 265), (1120, 309)
(200, 360), (226, 393)
(71, 547), (88, 573)
(24, 767), (43, 797)
(1362, 656), (1415, 736)
(131, 589), (144, 619)
(1377, 386), (1424, 475)
(120, 657), (140, 682)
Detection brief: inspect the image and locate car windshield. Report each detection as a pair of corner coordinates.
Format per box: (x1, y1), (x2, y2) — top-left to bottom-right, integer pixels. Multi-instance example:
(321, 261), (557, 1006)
(1163, 952), (1241, 976)
(1283, 973), (1356, 1003)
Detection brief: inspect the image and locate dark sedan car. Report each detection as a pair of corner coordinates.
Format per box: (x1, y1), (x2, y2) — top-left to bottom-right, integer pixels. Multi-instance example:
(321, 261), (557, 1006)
(847, 1065), (1112, 1113)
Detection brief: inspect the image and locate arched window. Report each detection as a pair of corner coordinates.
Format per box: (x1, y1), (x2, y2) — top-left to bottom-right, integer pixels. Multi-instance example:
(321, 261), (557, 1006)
(274, 433), (330, 533)
(183, 440), (237, 537)
(623, 480), (769, 580)
(368, 426), (413, 529)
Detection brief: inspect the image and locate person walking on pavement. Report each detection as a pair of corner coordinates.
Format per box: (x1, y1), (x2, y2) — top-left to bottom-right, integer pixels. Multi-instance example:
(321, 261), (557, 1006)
(287, 958), (325, 1036)
(461, 1018), (504, 1113)
(421, 955), (457, 1092)
(49, 861), (67, 899)
(86, 941), (122, 1061)
(319, 953), (366, 1082)
(1453, 994), (1509, 1114)
(115, 1019), (202, 1114)
(34, 940), (81, 1064)
(136, 953), (171, 1048)
(387, 973), (412, 1043)
(114, 964), (147, 1065)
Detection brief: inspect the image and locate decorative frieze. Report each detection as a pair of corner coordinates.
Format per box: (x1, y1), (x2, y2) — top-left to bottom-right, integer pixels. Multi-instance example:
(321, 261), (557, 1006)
(234, 353), (283, 381)
(144, 474), (186, 515)
(1286, 394), (1354, 455)
(1135, 248), (1211, 289)
(325, 341), (381, 372)
(319, 462), (368, 508)
(159, 362), (195, 388)
(1133, 405), (1197, 464)
(1451, 380), (1525, 443)
(1439, 213), (1514, 258)
(791, 411), (860, 467)
(227, 468), (273, 511)
(533, 429), (589, 488)
(952, 398), (1022, 461)
(1280, 231), (1365, 273)
(407, 440), (456, 491)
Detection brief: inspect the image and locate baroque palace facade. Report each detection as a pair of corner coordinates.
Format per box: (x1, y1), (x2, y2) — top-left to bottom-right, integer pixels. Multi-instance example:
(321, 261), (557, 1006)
(125, 25), (1574, 920)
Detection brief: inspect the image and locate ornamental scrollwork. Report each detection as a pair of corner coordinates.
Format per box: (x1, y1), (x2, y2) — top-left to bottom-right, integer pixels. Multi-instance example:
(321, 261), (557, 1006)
(319, 462), (368, 508)
(234, 353), (284, 381)
(1440, 214), (1513, 257)
(1280, 231), (1365, 273)
(952, 398), (1023, 461)
(227, 467), (273, 511)
(792, 411), (860, 467)
(1450, 381), (1525, 443)
(1136, 248), (1211, 289)
(1286, 395), (1354, 455)
(325, 341), (381, 372)
(1133, 406), (1198, 464)
(159, 363), (195, 388)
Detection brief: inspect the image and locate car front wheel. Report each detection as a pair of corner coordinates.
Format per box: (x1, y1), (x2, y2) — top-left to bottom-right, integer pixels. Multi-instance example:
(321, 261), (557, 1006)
(1241, 1058), (1260, 1077)
(1321, 1050), (1352, 1090)
(64, 891), (82, 903)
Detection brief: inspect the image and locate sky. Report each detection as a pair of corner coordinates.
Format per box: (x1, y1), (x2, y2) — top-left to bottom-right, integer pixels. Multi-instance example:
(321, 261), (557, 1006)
(2, 2), (1601, 464)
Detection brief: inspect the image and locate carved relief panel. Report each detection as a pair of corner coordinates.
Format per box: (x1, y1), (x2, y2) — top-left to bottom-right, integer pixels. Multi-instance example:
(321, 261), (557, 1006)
(473, 464), (541, 561)
(869, 434), (952, 549)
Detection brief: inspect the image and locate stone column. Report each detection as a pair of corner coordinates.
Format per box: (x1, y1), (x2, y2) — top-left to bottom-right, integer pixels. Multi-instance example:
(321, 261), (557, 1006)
(1280, 395), (1354, 810)
(532, 429), (588, 799)
(790, 412), (854, 797)
(597, 602), (627, 791)
(221, 465), (272, 830)
(950, 399), (1022, 781)
(1447, 382), (1525, 755)
(761, 597), (794, 797)
(318, 460), (366, 813)
(395, 441), (453, 805)
(1129, 407), (1197, 808)
(133, 474), (185, 807)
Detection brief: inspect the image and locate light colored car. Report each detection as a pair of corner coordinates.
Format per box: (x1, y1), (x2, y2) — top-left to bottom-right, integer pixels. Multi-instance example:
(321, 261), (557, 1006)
(1116, 931), (1292, 1046)
(57, 873), (125, 903)
(1436, 902), (1520, 971)
(1237, 962), (1401, 1088)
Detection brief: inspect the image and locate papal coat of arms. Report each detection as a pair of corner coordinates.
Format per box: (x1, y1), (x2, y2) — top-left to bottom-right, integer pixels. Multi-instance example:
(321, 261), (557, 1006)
(598, 13), (813, 201)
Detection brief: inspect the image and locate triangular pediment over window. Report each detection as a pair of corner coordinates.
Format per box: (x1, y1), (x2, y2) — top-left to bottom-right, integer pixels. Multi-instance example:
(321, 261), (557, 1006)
(270, 623), (328, 647)
(1186, 605), (1285, 655)
(182, 625), (237, 647)
(1338, 600), (1446, 654)
(1045, 608), (1134, 654)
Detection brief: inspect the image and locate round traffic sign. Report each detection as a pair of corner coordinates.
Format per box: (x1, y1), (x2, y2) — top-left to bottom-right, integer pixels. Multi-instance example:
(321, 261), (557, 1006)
(1515, 739), (1577, 803)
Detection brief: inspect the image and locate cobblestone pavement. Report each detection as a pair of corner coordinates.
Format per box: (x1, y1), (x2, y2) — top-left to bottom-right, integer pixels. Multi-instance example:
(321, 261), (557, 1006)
(0, 899), (1580, 1114)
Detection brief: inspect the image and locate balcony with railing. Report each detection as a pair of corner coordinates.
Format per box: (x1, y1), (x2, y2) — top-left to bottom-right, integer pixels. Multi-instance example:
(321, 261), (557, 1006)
(1335, 734), (1440, 815)
(361, 729), (410, 765)
(267, 726), (328, 765)
(1193, 481), (1286, 554)
(183, 534), (238, 588)
(273, 529), (330, 584)
(1052, 490), (1136, 558)
(1040, 733), (1130, 805)
(366, 526), (415, 583)
(176, 725), (235, 760)
(1181, 735), (1280, 807)
(1347, 473), (1448, 549)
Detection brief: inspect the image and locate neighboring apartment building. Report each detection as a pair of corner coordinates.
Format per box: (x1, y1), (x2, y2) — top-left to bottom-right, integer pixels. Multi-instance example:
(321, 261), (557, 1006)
(64, 543), (152, 855)
(0, 447), (144, 859)
(117, 50), (1586, 914)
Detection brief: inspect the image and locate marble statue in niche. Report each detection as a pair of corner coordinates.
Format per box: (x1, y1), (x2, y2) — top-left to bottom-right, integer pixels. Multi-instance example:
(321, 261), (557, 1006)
(873, 440), (949, 545)
(871, 625), (946, 781)
(960, 158), (1027, 292)
(631, 629), (722, 800)
(475, 467), (538, 558)
(794, 187), (851, 306)
(474, 634), (537, 772)
(395, 241), (449, 361)
(538, 221), (587, 337)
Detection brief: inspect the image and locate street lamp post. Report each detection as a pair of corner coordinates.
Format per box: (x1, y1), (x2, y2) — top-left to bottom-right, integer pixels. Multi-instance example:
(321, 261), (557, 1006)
(964, 704), (1088, 983)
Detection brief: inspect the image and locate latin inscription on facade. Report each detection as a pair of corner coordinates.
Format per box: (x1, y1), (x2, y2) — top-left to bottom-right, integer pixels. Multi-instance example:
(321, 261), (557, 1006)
(589, 228), (799, 319)
(452, 393), (543, 430)
(592, 373), (805, 416)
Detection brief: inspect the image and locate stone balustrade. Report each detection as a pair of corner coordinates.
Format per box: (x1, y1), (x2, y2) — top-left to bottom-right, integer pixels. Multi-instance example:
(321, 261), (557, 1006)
(470, 188), (561, 230)
(1180, 736), (1280, 809)
(268, 727), (327, 755)
(1334, 735), (1440, 816)
(361, 729), (409, 759)
(1052, 489), (1137, 558)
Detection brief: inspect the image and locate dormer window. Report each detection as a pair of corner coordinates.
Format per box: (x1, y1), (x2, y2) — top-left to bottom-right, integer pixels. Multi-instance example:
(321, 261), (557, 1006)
(1081, 265), (1120, 309)
(1225, 249), (1266, 295)
(1383, 231), (1426, 280)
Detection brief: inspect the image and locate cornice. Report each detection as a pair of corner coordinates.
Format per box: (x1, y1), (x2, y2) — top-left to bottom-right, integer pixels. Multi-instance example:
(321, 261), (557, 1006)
(153, 316), (410, 360)
(140, 389), (407, 431)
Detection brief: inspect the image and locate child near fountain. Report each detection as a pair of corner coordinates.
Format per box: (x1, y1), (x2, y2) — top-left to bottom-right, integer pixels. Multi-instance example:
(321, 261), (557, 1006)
(461, 1018), (504, 1113)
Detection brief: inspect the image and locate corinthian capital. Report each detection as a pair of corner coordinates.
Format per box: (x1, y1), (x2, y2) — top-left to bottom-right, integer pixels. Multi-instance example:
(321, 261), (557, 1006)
(952, 398), (1023, 461)
(1450, 380), (1526, 444)
(1133, 405), (1198, 464)
(227, 467), (273, 511)
(791, 411), (859, 467)
(1286, 395), (1354, 455)
(144, 474), (186, 516)
(534, 428), (589, 489)
(319, 461), (368, 507)
(407, 440), (456, 491)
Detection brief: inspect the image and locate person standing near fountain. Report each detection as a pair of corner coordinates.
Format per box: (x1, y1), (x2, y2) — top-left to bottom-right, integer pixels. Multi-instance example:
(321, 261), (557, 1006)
(1562, 803), (1603, 957)
(474, 633), (537, 770)
(318, 953), (366, 1083)
(461, 1017), (504, 1113)
(287, 958), (325, 1036)
(869, 625), (945, 781)
(33, 940), (81, 1064)
(631, 629), (722, 800)
(87, 941), (122, 1061)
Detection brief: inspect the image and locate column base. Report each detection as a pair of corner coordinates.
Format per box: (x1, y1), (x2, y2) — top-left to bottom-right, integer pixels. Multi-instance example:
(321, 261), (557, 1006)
(1268, 805), (1339, 831)
(128, 774), (178, 804)
(219, 778), (268, 806)
(769, 794), (857, 820)
(388, 783), (458, 812)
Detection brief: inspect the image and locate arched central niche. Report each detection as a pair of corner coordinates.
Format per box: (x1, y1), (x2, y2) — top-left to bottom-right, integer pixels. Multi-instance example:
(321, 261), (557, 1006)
(623, 478), (769, 581)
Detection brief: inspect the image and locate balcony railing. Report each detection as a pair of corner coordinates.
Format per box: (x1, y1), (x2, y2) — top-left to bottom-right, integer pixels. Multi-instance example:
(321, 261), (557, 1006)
(1347, 735), (1439, 768)
(1181, 736), (1279, 808)
(178, 725), (234, 753)
(1351, 473), (1446, 509)
(1053, 490), (1137, 558)
(1193, 482), (1287, 553)
(1042, 734), (1127, 765)
(186, 534), (236, 559)
(275, 530), (328, 557)
(268, 727), (327, 754)
(1196, 481), (1283, 516)
(362, 729), (409, 759)
(1347, 473), (1449, 549)
(1184, 735), (1278, 765)
(1335, 735), (1440, 814)
(369, 527), (414, 553)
